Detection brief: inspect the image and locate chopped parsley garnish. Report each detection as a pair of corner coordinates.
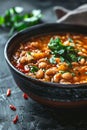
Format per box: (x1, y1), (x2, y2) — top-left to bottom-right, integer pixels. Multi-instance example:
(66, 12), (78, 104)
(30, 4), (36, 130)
(68, 37), (73, 43)
(77, 56), (84, 61)
(60, 56), (65, 62)
(29, 66), (38, 73)
(49, 56), (56, 64)
(48, 37), (86, 65)
(59, 70), (66, 74)
(27, 51), (31, 55)
(72, 72), (76, 77)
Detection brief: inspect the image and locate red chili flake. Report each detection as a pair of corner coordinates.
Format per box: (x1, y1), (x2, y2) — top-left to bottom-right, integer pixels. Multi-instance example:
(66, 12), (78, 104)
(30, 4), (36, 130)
(13, 115), (18, 124)
(9, 104), (16, 111)
(16, 64), (29, 74)
(23, 93), (29, 100)
(6, 88), (11, 96)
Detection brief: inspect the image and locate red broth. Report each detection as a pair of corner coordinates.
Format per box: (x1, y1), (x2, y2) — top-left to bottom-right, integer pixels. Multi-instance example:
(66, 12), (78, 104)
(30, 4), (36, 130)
(11, 33), (87, 84)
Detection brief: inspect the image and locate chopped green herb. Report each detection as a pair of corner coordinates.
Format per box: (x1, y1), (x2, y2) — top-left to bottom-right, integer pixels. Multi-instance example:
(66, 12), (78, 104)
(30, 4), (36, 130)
(68, 37), (73, 43)
(60, 56), (65, 62)
(72, 72), (76, 77)
(68, 53), (77, 62)
(27, 51), (31, 55)
(48, 37), (85, 65)
(29, 66), (38, 73)
(59, 70), (66, 74)
(77, 56), (84, 61)
(0, 7), (42, 36)
(49, 56), (56, 64)
(85, 72), (87, 75)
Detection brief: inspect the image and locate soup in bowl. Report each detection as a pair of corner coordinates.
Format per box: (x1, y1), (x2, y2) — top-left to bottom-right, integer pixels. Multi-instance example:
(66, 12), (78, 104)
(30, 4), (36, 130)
(4, 23), (87, 108)
(11, 33), (87, 84)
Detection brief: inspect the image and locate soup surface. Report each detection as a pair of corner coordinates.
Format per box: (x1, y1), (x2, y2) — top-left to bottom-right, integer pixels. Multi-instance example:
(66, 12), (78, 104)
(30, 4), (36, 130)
(11, 33), (87, 84)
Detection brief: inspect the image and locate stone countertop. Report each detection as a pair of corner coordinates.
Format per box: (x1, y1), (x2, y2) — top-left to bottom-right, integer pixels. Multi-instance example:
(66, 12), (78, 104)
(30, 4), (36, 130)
(0, 0), (87, 130)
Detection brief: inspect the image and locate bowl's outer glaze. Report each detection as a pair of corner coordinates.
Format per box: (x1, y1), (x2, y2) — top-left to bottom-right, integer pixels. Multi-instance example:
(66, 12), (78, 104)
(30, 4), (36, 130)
(4, 23), (87, 108)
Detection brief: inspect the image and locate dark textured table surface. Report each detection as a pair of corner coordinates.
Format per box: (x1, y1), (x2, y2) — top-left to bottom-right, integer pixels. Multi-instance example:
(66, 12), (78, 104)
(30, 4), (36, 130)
(1, 0), (87, 130)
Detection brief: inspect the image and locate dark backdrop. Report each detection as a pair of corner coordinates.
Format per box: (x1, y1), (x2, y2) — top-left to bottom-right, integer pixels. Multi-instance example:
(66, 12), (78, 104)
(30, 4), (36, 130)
(0, 0), (87, 130)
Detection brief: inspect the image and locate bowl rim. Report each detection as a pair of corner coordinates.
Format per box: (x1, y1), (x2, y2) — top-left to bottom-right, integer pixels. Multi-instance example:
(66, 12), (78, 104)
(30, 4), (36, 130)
(4, 23), (87, 89)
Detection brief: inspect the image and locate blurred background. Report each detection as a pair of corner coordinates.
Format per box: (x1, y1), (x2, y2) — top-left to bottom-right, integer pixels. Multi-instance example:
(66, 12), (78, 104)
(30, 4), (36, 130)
(0, 1), (87, 130)
(0, 0), (87, 23)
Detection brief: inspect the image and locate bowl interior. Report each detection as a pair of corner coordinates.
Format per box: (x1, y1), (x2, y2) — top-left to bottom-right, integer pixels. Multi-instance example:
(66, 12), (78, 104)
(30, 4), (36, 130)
(5, 23), (87, 88)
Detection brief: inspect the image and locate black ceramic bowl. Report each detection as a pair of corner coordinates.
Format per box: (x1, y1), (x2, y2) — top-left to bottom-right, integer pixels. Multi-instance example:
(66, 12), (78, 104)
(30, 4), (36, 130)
(4, 23), (87, 108)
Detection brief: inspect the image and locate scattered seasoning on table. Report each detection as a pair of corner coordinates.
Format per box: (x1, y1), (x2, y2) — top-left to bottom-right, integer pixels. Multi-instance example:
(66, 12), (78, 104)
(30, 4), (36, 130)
(12, 115), (19, 124)
(9, 104), (16, 111)
(6, 89), (29, 124)
(6, 88), (11, 96)
(22, 93), (29, 100)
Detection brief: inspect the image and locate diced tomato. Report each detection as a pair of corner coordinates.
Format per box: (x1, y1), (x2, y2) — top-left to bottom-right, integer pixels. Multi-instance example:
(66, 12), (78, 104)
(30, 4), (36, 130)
(20, 69), (29, 73)
(16, 64), (24, 70)
(16, 64), (29, 73)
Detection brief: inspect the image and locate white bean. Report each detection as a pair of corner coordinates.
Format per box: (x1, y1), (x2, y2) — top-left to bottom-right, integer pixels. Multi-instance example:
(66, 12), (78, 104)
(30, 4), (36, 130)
(45, 67), (58, 76)
(61, 72), (72, 80)
(38, 62), (47, 68)
(53, 73), (61, 83)
(36, 69), (44, 79)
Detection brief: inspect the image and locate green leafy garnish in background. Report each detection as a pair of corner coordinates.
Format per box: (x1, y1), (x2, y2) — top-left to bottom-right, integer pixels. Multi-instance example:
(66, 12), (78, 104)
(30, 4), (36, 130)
(0, 7), (42, 36)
